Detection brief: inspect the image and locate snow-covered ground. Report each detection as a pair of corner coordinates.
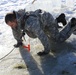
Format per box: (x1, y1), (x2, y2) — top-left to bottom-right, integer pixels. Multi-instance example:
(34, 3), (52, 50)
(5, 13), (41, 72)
(0, 0), (35, 59)
(0, 0), (76, 75)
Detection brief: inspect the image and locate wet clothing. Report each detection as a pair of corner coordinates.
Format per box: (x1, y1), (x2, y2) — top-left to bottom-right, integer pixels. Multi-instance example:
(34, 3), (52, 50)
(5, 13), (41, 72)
(12, 9), (76, 53)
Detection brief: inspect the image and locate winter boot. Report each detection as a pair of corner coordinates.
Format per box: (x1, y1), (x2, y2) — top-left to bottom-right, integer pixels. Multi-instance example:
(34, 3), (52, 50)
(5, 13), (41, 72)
(37, 51), (49, 56)
(56, 13), (67, 26)
(70, 18), (76, 35)
(70, 17), (76, 28)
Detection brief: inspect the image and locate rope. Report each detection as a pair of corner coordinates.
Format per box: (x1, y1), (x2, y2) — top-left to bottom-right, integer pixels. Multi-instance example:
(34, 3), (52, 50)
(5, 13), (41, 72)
(0, 37), (30, 60)
(0, 47), (15, 60)
(32, 0), (36, 4)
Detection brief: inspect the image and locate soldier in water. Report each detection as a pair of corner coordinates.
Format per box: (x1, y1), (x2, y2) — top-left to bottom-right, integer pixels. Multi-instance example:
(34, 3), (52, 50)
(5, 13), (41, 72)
(5, 9), (76, 56)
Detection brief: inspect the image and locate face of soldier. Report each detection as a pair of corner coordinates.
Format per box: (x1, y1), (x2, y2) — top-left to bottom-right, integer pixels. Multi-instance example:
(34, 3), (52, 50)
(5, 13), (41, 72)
(7, 20), (17, 28)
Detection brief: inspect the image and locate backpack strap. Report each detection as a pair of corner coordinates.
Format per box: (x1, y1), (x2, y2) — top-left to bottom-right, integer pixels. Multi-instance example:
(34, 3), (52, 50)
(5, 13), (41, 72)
(20, 14), (29, 30)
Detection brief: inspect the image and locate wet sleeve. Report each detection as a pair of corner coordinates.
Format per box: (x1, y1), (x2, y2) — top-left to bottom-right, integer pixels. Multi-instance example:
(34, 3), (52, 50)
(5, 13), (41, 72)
(12, 27), (22, 42)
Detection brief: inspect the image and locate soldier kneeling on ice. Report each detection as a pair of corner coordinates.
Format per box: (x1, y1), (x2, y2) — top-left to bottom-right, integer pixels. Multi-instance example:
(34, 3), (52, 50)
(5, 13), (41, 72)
(5, 9), (76, 56)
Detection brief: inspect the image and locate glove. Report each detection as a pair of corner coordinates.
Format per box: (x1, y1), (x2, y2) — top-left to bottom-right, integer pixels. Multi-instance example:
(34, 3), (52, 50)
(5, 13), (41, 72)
(14, 42), (23, 48)
(22, 32), (25, 36)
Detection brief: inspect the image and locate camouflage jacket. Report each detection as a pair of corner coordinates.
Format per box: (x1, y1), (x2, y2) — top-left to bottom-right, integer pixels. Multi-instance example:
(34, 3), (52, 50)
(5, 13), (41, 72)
(12, 9), (75, 52)
(12, 9), (54, 52)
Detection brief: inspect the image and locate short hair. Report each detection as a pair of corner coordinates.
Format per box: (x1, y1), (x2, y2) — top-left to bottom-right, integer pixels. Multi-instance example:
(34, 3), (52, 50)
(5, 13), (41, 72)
(5, 11), (16, 24)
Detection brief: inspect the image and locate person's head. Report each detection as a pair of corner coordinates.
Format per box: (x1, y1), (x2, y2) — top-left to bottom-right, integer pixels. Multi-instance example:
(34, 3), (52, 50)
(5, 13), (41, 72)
(56, 13), (67, 26)
(5, 11), (17, 28)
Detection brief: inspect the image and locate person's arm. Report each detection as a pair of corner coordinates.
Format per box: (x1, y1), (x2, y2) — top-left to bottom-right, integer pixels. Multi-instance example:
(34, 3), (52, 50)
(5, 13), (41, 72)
(12, 27), (22, 43)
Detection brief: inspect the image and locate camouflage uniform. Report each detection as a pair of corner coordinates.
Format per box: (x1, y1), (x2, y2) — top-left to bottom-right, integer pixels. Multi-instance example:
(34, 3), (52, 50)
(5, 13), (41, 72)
(12, 9), (75, 53)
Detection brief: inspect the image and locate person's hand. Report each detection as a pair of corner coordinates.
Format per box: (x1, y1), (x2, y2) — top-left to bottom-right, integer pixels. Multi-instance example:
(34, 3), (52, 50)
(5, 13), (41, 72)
(22, 32), (25, 36)
(14, 42), (23, 48)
